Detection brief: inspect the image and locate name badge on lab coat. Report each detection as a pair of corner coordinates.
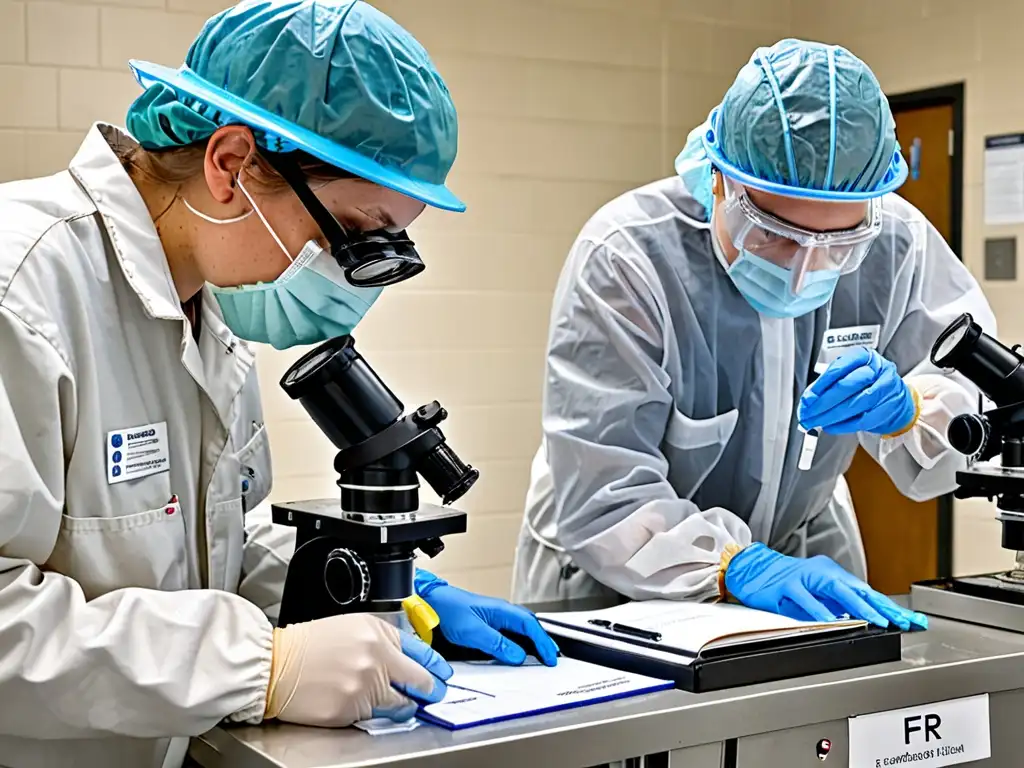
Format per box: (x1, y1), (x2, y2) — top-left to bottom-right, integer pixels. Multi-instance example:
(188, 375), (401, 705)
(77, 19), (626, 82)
(815, 324), (881, 373)
(106, 421), (170, 484)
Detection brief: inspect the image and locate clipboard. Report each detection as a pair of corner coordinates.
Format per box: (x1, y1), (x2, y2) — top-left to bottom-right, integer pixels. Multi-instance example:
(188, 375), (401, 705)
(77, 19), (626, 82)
(547, 622), (902, 693)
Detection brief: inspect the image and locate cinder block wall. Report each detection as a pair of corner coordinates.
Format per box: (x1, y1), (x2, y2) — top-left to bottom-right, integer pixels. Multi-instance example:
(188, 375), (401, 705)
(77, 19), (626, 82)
(0, 0), (794, 596)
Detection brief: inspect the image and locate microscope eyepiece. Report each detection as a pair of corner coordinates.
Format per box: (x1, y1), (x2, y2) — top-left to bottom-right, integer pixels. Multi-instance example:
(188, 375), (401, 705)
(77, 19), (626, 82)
(931, 313), (1024, 408)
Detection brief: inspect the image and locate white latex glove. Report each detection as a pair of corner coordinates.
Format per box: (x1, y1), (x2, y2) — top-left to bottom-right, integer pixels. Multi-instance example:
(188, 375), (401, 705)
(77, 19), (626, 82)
(264, 613), (452, 727)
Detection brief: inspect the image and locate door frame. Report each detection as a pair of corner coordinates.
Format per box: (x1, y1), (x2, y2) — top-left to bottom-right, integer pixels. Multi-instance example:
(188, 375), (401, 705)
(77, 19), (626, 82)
(886, 82), (966, 579)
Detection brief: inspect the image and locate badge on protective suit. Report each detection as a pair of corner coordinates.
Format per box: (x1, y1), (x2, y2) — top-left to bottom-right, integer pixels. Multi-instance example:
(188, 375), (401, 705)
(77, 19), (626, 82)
(106, 421), (170, 484)
(815, 324), (881, 372)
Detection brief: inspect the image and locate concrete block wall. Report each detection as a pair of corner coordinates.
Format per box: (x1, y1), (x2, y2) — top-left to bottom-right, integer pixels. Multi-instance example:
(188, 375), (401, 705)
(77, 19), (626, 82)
(0, 0), (793, 597)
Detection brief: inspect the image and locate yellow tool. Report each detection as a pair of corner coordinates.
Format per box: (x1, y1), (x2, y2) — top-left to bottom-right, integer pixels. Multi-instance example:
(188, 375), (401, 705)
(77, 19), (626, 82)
(402, 594), (440, 645)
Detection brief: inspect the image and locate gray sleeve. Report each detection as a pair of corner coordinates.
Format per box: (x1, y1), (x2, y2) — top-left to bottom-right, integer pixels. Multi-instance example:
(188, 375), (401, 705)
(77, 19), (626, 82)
(543, 240), (751, 602)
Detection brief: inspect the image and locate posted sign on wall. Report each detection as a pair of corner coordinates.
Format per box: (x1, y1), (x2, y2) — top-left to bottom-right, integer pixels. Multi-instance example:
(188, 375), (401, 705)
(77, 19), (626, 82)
(848, 694), (990, 768)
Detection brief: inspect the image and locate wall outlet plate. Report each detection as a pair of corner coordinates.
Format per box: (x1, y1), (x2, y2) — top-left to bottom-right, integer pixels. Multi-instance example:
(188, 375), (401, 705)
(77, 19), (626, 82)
(985, 237), (1017, 281)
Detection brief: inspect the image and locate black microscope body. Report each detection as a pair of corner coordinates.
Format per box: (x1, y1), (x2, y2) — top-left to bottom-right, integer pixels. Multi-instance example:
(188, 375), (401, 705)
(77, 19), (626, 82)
(272, 335), (478, 628)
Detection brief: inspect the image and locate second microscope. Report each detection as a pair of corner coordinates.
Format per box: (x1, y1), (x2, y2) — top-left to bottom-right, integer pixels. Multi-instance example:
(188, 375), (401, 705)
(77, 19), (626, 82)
(911, 312), (1024, 631)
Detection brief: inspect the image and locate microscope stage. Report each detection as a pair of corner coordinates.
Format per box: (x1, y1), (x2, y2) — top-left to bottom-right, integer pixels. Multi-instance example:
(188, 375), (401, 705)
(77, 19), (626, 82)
(271, 499), (467, 544)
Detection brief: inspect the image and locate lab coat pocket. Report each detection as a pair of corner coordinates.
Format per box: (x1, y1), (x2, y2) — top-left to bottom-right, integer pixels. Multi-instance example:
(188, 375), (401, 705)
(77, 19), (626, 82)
(47, 501), (188, 601)
(236, 423), (272, 512)
(662, 408), (739, 499)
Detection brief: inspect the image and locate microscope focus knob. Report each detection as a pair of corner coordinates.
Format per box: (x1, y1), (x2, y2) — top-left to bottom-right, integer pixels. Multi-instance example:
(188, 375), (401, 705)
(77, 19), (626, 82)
(948, 413), (989, 457)
(324, 548), (370, 606)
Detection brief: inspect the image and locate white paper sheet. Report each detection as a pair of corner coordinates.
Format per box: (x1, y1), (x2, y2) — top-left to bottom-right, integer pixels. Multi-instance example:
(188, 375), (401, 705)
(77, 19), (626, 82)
(538, 600), (865, 657)
(418, 656), (672, 730)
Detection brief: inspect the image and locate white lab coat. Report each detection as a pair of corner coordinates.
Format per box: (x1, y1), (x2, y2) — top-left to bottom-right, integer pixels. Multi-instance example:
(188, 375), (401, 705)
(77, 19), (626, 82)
(0, 124), (295, 768)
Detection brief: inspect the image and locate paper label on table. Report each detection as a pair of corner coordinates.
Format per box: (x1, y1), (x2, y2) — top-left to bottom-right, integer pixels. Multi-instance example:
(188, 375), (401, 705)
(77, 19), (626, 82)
(353, 717), (420, 736)
(106, 421), (169, 484)
(848, 693), (990, 768)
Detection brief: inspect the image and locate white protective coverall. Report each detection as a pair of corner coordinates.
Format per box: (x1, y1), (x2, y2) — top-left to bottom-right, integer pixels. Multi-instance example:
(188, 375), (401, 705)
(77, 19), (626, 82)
(513, 175), (995, 605)
(0, 124), (295, 768)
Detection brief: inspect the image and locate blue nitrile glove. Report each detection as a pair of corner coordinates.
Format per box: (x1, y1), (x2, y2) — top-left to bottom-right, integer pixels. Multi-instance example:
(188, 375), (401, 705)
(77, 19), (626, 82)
(372, 631), (453, 722)
(724, 543), (928, 631)
(799, 348), (918, 436)
(415, 569), (560, 666)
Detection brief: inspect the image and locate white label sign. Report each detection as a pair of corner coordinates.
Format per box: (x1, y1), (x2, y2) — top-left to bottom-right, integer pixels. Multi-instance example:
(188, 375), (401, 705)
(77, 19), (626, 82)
(848, 694), (990, 768)
(106, 421), (170, 485)
(816, 324), (881, 372)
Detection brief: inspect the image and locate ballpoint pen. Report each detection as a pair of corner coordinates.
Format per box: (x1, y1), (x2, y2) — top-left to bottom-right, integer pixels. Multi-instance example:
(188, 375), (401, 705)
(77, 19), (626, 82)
(587, 619), (662, 642)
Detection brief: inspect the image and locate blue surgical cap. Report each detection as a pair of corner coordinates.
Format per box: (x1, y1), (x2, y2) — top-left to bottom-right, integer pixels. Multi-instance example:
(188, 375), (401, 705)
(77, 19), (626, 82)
(676, 38), (906, 209)
(125, 0), (463, 211)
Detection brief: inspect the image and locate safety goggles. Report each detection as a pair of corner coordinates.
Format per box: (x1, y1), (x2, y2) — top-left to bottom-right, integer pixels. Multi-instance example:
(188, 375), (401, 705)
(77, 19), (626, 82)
(262, 152), (425, 287)
(718, 173), (882, 293)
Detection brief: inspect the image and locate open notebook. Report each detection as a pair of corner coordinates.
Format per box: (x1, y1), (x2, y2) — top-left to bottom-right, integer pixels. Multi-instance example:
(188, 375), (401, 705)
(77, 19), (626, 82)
(538, 600), (867, 665)
(417, 656), (672, 730)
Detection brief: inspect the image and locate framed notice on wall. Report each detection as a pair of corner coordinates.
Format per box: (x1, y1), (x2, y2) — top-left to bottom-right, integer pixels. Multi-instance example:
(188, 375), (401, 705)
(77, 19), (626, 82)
(984, 133), (1024, 225)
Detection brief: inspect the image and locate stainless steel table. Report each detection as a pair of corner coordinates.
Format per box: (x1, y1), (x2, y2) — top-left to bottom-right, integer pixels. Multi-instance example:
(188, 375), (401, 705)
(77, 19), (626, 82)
(191, 607), (1024, 768)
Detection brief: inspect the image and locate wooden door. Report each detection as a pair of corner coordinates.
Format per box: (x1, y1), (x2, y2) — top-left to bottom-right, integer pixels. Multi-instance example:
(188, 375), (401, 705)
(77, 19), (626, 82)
(846, 104), (954, 595)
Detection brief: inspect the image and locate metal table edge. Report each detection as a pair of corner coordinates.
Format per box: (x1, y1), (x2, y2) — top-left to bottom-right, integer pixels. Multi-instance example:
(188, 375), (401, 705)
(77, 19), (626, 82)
(198, 648), (1024, 768)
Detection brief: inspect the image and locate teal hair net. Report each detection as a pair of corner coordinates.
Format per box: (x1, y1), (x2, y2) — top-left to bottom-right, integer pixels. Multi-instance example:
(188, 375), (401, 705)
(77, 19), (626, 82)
(675, 38), (906, 208)
(125, 0), (463, 211)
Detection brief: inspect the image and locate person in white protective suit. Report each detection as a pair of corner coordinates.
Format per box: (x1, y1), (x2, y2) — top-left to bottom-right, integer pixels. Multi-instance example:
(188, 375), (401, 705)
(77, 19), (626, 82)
(0, 2), (557, 767)
(513, 39), (995, 629)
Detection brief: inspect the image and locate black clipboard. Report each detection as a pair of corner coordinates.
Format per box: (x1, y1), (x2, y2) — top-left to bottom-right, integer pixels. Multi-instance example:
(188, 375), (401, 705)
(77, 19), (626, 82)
(543, 621), (902, 693)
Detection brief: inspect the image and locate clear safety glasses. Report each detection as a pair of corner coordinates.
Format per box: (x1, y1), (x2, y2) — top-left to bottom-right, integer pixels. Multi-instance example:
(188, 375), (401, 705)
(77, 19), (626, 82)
(718, 173), (882, 292)
(262, 152), (425, 287)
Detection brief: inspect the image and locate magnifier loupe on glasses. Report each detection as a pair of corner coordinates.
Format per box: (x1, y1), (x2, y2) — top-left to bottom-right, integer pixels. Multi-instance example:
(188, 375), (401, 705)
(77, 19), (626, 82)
(262, 151), (426, 288)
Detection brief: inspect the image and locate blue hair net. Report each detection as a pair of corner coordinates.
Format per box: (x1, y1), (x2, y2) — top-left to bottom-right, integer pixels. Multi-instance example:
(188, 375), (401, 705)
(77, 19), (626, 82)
(125, 0), (463, 211)
(676, 122), (715, 215)
(675, 38), (906, 209)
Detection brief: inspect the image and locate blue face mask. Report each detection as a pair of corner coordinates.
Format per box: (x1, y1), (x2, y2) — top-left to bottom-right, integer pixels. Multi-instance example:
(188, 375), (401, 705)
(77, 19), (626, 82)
(710, 225), (840, 319)
(209, 241), (382, 350)
(727, 251), (840, 319)
(187, 176), (382, 350)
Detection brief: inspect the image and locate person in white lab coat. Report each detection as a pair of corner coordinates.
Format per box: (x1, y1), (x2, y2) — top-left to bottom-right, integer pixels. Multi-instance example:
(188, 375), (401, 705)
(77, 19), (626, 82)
(0, 2), (556, 767)
(513, 39), (995, 629)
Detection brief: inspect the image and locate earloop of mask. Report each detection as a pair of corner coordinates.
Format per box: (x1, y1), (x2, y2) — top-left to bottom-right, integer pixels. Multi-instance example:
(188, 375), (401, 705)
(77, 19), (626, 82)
(235, 174), (295, 263)
(182, 196), (253, 225)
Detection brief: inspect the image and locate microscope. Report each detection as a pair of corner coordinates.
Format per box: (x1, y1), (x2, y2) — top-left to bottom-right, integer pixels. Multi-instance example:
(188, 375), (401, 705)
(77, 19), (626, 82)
(911, 312), (1024, 631)
(271, 334), (478, 629)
